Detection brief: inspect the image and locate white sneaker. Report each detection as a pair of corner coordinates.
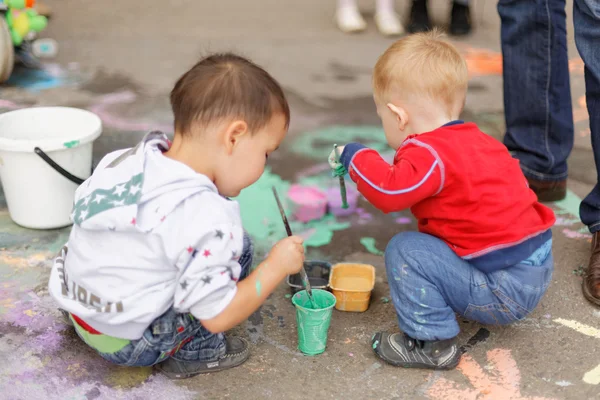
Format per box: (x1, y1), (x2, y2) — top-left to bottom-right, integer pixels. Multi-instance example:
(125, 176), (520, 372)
(336, 6), (367, 33)
(374, 12), (405, 36)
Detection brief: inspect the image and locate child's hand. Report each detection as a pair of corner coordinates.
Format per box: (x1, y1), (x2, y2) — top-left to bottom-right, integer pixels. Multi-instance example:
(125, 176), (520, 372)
(267, 236), (305, 275)
(328, 145), (345, 170)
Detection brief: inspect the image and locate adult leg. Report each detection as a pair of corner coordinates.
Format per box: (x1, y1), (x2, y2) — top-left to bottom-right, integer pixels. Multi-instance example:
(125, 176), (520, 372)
(450, 0), (472, 36)
(408, 0), (431, 33)
(574, 0), (600, 305)
(498, 0), (573, 201)
(375, 0), (405, 36)
(336, 0), (367, 33)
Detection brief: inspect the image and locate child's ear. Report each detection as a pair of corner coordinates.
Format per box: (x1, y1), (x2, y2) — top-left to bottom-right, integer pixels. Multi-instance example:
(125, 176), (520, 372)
(224, 120), (249, 154)
(387, 103), (408, 131)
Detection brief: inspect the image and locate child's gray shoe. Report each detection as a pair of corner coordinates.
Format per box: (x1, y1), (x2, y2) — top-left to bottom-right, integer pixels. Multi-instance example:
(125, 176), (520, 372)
(157, 336), (249, 379)
(59, 309), (73, 326)
(371, 332), (460, 370)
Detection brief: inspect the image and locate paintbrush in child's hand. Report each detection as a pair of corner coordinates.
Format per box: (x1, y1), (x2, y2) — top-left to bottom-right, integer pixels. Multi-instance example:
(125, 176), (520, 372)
(271, 186), (316, 306)
(334, 144), (349, 209)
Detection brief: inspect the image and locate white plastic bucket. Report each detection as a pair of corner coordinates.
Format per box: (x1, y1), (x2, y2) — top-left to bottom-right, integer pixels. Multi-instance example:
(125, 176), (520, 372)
(0, 107), (102, 229)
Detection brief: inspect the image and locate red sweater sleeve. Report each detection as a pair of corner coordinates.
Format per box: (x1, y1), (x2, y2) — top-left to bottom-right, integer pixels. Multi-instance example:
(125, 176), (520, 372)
(346, 142), (444, 213)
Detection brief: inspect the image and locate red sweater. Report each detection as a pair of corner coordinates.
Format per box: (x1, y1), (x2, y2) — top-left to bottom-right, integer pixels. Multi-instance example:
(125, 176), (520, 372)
(339, 121), (555, 272)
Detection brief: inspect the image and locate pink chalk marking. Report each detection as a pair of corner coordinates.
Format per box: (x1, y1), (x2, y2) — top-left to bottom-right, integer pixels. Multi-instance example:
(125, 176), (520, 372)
(427, 349), (556, 400)
(395, 217), (411, 224)
(352, 207), (372, 224)
(298, 228), (317, 241)
(554, 217), (574, 226)
(562, 228), (592, 240)
(89, 90), (173, 133)
(326, 186), (359, 216)
(287, 185), (327, 223)
(0, 100), (22, 110)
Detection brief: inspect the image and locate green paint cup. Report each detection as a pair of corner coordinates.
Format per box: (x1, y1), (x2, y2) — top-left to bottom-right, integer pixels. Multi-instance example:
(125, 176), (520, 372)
(292, 289), (336, 355)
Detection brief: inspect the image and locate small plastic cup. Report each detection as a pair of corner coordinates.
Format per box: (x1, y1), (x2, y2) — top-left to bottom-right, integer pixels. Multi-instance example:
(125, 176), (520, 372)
(292, 289), (336, 355)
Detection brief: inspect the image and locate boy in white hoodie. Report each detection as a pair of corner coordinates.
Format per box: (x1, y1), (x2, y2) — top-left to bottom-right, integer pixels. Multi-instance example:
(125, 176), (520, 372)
(48, 53), (305, 379)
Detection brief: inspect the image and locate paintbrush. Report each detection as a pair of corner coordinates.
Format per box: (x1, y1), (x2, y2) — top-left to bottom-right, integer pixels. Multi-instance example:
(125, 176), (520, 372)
(334, 144), (349, 209)
(271, 186), (317, 307)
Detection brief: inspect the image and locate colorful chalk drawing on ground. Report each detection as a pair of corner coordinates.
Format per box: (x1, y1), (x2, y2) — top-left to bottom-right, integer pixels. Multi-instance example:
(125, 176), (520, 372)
(234, 167), (350, 255)
(236, 123), (397, 255)
(0, 207), (196, 398)
(6, 63), (88, 92)
(89, 90), (173, 134)
(554, 319), (600, 385)
(554, 190), (583, 219)
(289, 125), (392, 161)
(359, 237), (384, 256)
(427, 349), (556, 400)
(0, 261), (196, 400)
(552, 190), (594, 241)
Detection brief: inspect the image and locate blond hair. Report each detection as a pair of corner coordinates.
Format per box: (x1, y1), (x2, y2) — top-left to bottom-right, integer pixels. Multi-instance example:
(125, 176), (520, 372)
(373, 30), (468, 115)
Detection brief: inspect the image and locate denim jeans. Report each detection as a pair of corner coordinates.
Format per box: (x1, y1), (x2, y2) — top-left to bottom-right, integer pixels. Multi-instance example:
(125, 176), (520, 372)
(77, 233), (254, 367)
(499, 0), (600, 231)
(385, 232), (553, 341)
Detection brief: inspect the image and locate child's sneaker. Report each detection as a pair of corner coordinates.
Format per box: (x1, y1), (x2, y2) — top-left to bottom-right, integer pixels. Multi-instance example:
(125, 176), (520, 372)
(156, 336), (250, 379)
(336, 6), (367, 33)
(371, 332), (460, 370)
(407, 0), (431, 33)
(449, 1), (472, 36)
(59, 308), (74, 326)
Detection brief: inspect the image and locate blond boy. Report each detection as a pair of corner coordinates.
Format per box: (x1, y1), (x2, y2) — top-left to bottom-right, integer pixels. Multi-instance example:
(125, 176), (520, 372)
(330, 32), (555, 369)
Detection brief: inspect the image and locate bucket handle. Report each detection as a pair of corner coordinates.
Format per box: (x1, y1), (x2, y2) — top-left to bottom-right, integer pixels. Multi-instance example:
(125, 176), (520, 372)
(34, 147), (85, 185)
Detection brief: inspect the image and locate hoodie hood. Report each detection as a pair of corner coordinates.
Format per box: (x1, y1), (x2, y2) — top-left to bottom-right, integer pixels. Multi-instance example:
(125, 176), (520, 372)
(70, 131), (216, 232)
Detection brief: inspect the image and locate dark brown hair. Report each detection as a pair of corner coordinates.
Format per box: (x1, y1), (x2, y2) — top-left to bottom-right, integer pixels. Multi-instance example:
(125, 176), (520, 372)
(170, 53), (290, 135)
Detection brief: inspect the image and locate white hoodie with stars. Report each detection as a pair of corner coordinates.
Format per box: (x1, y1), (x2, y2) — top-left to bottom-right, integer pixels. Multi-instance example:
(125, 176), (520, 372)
(48, 132), (244, 340)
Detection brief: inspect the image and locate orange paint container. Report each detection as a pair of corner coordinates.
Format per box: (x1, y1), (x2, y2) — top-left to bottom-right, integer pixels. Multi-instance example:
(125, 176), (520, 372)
(328, 263), (375, 312)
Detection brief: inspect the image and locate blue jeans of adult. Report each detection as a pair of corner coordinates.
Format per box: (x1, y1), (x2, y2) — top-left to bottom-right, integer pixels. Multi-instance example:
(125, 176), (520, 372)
(76, 233), (254, 367)
(499, 0), (600, 231)
(385, 232), (553, 341)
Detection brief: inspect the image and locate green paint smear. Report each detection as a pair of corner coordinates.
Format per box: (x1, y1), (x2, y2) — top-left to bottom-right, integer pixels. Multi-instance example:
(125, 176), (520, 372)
(0, 211), (70, 256)
(63, 140), (80, 148)
(372, 340), (379, 349)
(290, 125), (390, 160)
(255, 280), (262, 297)
(285, 294), (292, 299)
(360, 237), (384, 256)
(235, 167), (350, 253)
(553, 189), (582, 220)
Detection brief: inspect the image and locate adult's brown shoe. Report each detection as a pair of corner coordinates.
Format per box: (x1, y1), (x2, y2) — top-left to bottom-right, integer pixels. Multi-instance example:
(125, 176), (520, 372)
(526, 177), (567, 202)
(584, 233), (600, 306)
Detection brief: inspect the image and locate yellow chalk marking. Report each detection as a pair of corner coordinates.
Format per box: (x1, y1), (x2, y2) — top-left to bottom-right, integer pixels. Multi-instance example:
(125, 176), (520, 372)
(554, 318), (600, 339)
(555, 318), (600, 385)
(583, 364), (600, 385)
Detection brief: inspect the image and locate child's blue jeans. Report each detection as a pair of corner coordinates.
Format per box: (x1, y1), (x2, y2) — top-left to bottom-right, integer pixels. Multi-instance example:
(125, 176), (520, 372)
(385, 232), (553, 341)
(76, 233), (253, 367)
